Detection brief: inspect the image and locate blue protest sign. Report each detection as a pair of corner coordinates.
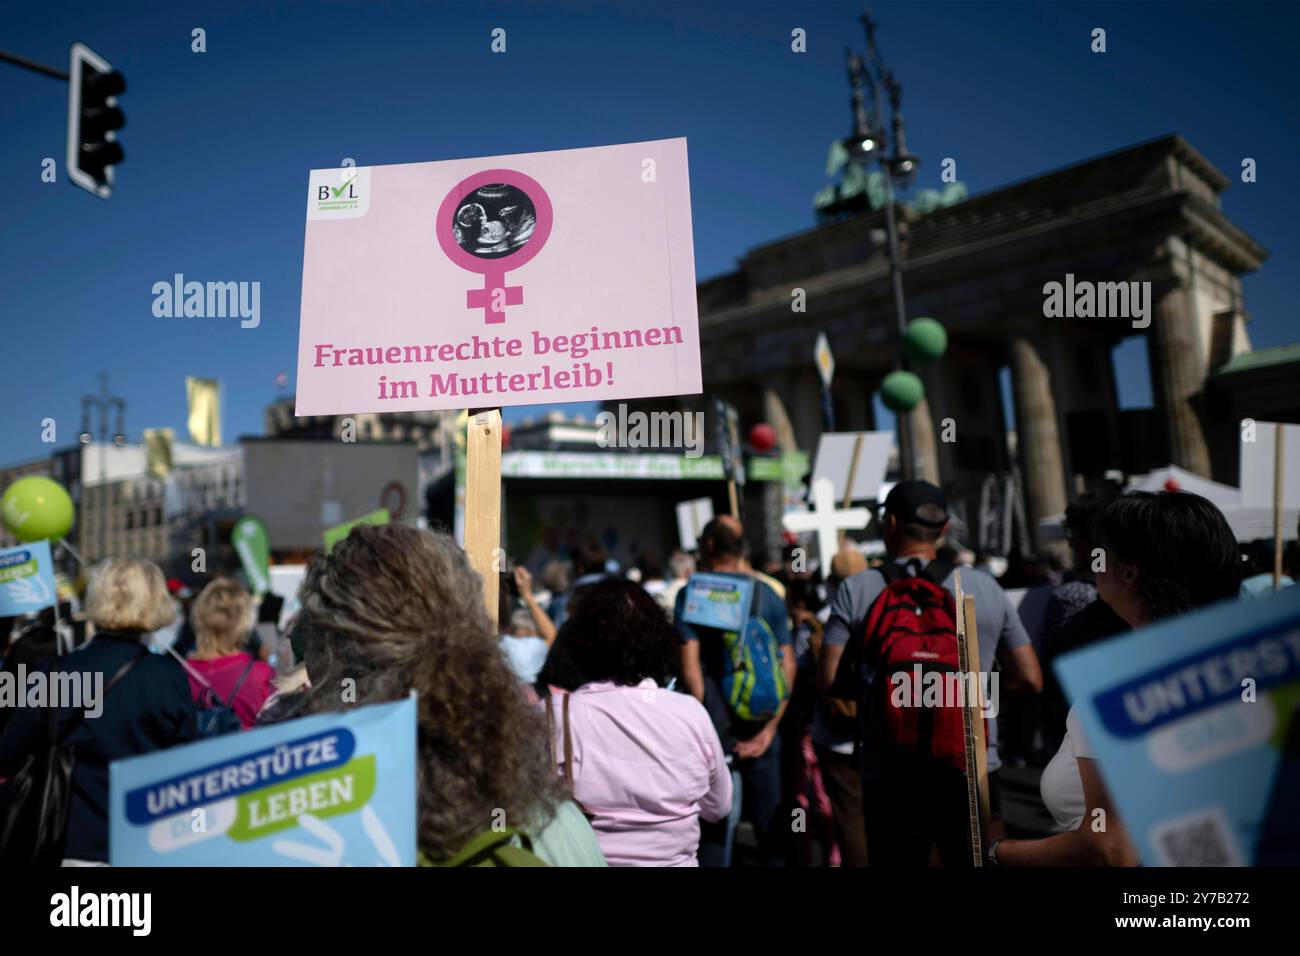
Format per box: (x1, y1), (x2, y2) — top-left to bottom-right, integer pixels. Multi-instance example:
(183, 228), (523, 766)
(0, 540), (58, 616)
(680, 572), (755, 633)
(109, 696), (417, 866)
(1057, 587), (1300, 866)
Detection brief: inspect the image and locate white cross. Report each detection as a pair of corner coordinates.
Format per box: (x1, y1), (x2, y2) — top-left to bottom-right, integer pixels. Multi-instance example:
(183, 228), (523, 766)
(782, 477), (870, 579)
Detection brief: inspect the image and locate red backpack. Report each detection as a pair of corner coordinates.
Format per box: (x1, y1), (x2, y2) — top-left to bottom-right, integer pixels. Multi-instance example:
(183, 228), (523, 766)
(857, 560), (979, 773)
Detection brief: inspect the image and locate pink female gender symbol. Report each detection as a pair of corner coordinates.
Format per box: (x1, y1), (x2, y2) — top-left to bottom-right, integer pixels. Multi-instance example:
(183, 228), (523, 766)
(436, 169), (553, 325)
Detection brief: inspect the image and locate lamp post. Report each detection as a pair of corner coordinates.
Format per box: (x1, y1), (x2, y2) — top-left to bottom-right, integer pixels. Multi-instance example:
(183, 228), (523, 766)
(80, 371), (126, 483)
(843, 10), (921, 480)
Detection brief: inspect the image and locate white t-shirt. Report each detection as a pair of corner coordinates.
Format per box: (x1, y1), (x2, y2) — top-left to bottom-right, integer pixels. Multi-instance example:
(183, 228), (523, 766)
(1039, 706), (1095, 831)
(500, 635), (550, 685)
(660, 578), (687, 621)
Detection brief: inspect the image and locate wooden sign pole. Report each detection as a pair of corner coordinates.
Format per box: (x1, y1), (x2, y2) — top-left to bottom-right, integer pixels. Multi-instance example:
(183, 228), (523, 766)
(464, 408), (503, 621)
(953, 571), (991, 866)
(837, 434), (865, 546)
(964, 593), (991, 838)
(728, 480), (740, 521)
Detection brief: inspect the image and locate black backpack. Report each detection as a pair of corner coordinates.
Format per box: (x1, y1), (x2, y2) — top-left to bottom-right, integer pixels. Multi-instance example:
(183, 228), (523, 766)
(0, 649), (146, 866)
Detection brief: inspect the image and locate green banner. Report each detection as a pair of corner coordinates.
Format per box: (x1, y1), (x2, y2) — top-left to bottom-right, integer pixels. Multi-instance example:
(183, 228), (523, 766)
(232, 515), (271, 595)
(500, 451), (725, 481)
(747, 451), (808, 484)
(323, 508), (390, 553)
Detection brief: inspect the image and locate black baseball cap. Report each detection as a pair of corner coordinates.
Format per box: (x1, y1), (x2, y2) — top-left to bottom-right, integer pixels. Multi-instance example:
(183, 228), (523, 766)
(883, 480), (949, 528)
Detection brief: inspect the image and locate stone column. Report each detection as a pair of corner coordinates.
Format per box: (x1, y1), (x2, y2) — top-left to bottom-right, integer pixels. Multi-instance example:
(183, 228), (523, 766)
(1044, 327), (1122, 485)
(1009, 332), (1069, 545)
(911, 395), (941, 486)
(758, 387), (798, 562)
(762, 388), (799, 453)
(831, 374), (871, 431)
(918, 352), (1009, 534)
(1146, 285), (1212, 477)
(784, 369), (825, 452)
(859, 377), (879, 432)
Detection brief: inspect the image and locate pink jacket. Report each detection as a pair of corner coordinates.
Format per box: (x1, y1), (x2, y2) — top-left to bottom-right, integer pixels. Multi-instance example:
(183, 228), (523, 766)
(546, 680), (732, 866)
(185, 653), (276, 730)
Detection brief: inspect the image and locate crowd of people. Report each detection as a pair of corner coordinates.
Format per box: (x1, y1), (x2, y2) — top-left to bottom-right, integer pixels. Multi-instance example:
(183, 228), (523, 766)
(0, 479), (1292, 867)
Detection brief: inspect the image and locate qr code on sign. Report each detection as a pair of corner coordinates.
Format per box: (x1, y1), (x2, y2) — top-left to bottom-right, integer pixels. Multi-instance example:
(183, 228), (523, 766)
(1150, 807), (1244, 866)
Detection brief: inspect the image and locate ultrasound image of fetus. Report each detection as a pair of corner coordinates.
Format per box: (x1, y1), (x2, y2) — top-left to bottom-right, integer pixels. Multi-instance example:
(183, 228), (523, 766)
(451, 184), (537, 259)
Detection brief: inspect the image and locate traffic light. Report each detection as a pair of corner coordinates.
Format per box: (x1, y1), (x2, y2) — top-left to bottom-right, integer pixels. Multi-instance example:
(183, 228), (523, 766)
(66, 42), (125, 199)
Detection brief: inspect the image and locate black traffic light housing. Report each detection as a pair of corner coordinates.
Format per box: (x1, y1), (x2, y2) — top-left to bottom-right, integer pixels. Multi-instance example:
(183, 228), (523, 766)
(66, 43), (125, 199)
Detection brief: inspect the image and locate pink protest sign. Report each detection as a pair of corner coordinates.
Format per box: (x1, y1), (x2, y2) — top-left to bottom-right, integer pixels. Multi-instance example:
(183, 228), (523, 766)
(294, 139), (701, 415)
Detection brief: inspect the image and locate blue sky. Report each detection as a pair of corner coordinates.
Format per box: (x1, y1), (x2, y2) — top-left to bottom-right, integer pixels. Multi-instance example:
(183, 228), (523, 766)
(2, 0), (1296, 463)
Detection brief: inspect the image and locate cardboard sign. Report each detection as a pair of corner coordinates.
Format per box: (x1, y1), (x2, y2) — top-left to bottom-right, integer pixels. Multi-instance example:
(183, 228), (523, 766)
(295, 139), (701, 415)
(109, 697), (417, 866)
(680, 572), (754, 633)
(781, 477), (870, 579)
(1240, 421), (1300, 510)
(812, 431), (894, 503)
(676, 497), (714, 552)
(0, 540), (57, 616)
(268, 564), (307, 631)
(1057, 588), (1300, 866)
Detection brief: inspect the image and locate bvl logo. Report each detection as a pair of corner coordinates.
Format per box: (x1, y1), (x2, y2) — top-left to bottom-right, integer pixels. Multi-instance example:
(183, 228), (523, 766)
(318, 176), (358, 202)
(310, 167), (367, 218)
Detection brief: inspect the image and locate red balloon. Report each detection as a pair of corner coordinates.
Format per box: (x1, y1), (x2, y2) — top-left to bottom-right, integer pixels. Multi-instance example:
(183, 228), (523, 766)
(501, 425), (512, 449)
(749, 423), (777, 453)
(1163, 478), (1181, 492)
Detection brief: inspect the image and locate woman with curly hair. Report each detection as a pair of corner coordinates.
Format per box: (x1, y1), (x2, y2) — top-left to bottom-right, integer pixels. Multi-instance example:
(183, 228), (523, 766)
(260, 524), (605, 866)
(992, 491), (1240, 867)
(538, 579), (731, 866)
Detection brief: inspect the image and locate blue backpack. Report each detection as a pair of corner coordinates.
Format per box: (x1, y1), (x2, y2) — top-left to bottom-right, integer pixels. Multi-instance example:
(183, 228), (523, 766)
(167, 645), (253, 738)
(720, 584), (789, 723)
(192, 660), (254, 738)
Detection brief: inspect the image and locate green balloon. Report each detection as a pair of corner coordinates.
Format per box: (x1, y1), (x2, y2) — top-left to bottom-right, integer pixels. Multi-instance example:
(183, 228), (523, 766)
(880, 370), (925, 413)
(1, 476), (75, 543)
(903, 317), (948, 364)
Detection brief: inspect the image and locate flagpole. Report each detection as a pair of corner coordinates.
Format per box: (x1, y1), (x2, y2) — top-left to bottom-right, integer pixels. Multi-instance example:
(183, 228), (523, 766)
(57, 539), (84, 657)
(1274, 423), (1285, 591)
(57, 538), (86, 568)
(51, 587), (68, 655)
